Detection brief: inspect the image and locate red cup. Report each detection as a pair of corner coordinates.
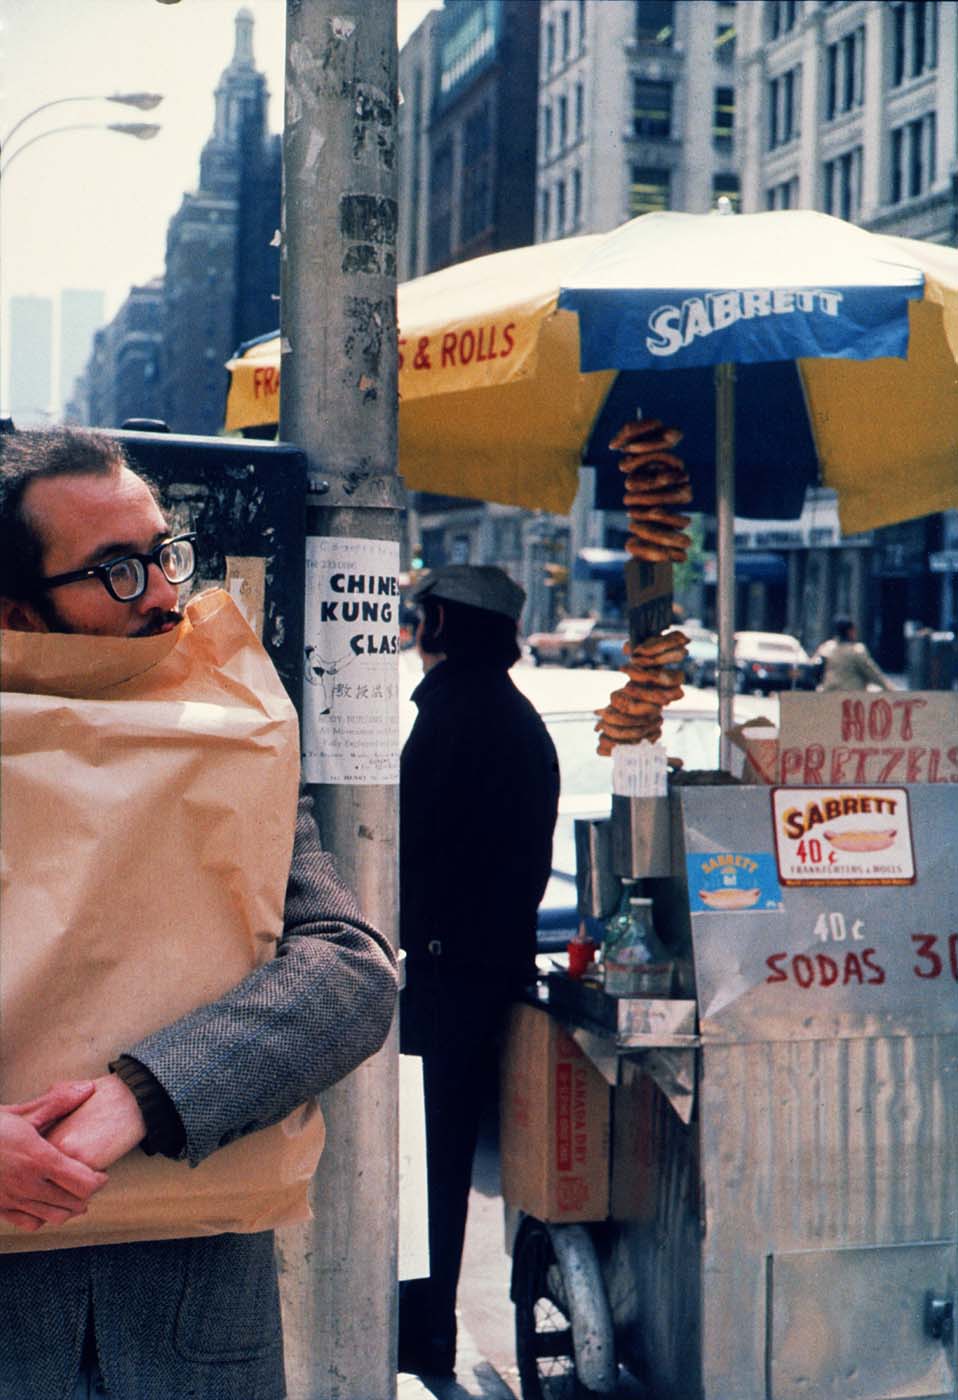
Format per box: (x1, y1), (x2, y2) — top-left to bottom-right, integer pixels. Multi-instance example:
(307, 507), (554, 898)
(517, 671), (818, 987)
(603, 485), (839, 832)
(567, 939), (597, 979)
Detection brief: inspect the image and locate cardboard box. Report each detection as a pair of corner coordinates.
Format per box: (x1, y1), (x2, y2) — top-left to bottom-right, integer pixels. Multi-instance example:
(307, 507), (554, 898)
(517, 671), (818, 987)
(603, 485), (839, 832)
(500, 1003), (610, 1223)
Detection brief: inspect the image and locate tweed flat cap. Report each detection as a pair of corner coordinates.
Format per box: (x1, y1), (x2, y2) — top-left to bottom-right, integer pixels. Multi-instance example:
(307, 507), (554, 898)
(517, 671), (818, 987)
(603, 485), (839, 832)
(408, 565), (526, 622)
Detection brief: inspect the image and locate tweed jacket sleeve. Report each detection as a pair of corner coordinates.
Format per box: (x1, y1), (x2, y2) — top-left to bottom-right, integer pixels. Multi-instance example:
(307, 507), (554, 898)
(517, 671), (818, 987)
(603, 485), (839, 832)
(119, 794), (397, 1167)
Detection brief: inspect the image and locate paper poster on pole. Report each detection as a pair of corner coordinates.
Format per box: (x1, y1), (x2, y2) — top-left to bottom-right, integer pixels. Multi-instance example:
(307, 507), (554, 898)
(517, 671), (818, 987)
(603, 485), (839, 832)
(303, 536), (401, 785)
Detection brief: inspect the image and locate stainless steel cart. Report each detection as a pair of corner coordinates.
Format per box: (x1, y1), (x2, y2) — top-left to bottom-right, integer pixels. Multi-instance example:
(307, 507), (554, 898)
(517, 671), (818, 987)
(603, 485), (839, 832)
(509, 781), (958, 1400)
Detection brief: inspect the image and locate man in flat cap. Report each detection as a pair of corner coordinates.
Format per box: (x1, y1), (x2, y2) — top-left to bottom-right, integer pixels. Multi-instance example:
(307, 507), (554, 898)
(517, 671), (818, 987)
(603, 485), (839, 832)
(398, 565), (559, 1379)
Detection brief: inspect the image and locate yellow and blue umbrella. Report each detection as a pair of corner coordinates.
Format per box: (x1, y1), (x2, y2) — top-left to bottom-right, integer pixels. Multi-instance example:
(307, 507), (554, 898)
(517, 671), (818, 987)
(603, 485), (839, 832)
(225, 212), (958, 533)
(560, 208), (958, 534)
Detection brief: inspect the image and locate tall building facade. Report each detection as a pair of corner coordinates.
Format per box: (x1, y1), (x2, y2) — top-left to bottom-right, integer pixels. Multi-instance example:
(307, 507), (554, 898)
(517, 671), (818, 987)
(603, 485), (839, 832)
(735, 0), (958, 665)
(425, 0), (540, 272)
(60, 289), (105, 417)
(9, 295), (53, 425)
(398, 9), (442, 283)
(73, 278), (165, 429)
(74, 8), (281, 437)
(163, 7), (281, 435)
(737, 0), (956, 242)
(536, 0), (738, 243)
(398, 1), (542, 595)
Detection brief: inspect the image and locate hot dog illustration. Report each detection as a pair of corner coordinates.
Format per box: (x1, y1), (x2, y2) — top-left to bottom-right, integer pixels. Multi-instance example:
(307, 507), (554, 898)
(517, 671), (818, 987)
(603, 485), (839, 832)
(823, 829), (897, 853)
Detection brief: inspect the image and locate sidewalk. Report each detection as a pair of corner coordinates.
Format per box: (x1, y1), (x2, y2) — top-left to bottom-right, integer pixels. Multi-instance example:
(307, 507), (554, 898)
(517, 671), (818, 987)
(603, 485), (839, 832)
(398, 1317), (516, 1399)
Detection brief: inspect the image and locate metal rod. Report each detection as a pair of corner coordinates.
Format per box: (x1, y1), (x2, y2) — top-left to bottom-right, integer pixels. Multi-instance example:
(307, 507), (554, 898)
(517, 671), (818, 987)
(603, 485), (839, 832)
(715, 361), (736, 771)
(278, 4), (400, 1396)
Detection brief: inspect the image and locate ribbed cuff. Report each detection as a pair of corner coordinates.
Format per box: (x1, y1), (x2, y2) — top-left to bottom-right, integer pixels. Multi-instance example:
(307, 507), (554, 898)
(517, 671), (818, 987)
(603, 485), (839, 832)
(110, 1056), (187, 1159)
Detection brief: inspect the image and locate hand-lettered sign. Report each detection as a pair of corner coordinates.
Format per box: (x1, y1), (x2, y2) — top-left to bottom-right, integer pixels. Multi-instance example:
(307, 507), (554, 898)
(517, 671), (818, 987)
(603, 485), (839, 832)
(778, 692), (958, 786)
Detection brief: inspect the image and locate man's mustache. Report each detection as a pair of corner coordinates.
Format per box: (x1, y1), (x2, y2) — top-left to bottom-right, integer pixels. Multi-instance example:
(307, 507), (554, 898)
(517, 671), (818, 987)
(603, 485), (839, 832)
(133, 610), (183, 637)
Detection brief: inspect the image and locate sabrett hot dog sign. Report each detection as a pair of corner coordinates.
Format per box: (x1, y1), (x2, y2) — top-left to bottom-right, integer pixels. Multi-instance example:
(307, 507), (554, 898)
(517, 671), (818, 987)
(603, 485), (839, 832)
(771, 786), (916, 886)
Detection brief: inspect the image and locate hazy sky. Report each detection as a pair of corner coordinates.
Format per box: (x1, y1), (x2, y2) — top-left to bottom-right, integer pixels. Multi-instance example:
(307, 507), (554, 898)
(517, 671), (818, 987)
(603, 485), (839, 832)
(0, 0), (440, 405)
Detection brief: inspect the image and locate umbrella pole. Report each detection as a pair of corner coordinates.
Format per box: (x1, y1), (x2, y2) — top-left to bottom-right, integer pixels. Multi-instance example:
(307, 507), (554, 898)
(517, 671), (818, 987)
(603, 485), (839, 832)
(715, 361), (736, 770)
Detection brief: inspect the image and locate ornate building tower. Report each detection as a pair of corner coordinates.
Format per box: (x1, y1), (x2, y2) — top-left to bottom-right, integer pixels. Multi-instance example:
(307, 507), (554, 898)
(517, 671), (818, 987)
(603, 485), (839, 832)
(163, 8), (281, 435)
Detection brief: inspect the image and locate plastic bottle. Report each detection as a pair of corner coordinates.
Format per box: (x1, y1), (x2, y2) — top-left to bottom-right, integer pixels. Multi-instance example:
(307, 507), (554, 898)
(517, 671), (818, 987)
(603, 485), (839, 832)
(602, 888), (674, 997)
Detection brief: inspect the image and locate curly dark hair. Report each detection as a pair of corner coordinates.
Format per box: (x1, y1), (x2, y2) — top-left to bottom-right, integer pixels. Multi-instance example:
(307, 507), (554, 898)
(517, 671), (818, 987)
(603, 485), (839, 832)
(0, 427), (134, 601)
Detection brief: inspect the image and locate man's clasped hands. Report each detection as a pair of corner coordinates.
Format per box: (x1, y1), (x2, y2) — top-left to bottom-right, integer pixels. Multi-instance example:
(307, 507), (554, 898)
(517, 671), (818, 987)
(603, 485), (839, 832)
(0, 1075), (147, 1233)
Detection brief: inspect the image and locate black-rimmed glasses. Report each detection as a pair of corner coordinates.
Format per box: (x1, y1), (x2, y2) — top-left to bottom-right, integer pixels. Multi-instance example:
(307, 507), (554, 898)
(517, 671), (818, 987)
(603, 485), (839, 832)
(38, 534), (198, 603)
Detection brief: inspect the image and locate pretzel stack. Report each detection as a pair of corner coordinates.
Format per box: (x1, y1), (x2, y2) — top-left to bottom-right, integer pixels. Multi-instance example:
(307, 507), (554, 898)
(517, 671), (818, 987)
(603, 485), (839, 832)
(594, 419), (693, 757)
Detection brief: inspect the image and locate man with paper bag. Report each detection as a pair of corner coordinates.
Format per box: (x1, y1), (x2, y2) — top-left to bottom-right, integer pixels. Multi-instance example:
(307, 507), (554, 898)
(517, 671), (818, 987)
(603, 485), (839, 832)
(0, 428), (397, 1400)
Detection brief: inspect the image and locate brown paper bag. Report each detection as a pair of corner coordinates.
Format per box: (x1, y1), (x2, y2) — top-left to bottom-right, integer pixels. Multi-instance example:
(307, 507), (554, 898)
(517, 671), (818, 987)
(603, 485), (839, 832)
(0, 590), (324, 1252)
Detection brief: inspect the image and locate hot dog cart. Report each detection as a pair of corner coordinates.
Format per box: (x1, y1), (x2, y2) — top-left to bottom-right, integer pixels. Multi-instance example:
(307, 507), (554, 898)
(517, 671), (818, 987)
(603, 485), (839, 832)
(502, 693), (958, 1400)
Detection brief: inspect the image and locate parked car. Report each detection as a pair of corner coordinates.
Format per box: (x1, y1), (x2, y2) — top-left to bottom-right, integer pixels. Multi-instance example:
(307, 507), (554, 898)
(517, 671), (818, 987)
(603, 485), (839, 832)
(733, 630), (821, 695)
(593, 631), (629, 669)
(525, 617), (598, 667)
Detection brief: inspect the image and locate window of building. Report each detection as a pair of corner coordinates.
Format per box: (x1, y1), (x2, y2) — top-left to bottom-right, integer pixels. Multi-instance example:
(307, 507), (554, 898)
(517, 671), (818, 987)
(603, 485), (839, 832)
(545, 20), (555, 72)
(767, 0), (800, 41)
(766, 177), (799, 209)
(428, 140), (453, 268)
(558, 93), (568, 149)
(712, 172), (740, 211)
(575, 81), (585, 138)
(714, 16), (736, 63)
(635, 0), (674, 46)
(713, 86), (734, 145)
(541, 186), (551, 239)
(578, 0), (586, 50)
(892, 1), (938, 86)
(768, 67), (800, 149)
(461, 104), (493, 245)
(890, 113), (936, 202)
(633, 79), (672, 139)
(561, 7), (571, 60)
(825, 27), (864, 120)
(630, 164), (671, 215)
(823, 146), (862, 220)
(556, 178), (567, 235)
(572, 167), (582, 227)
(542, 103), (553, 158)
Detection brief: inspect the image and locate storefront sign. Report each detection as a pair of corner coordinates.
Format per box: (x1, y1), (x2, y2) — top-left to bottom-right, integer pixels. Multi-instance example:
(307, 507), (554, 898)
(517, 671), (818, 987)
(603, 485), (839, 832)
(772, 786), (915, 886)
(302, 536), (400, 785)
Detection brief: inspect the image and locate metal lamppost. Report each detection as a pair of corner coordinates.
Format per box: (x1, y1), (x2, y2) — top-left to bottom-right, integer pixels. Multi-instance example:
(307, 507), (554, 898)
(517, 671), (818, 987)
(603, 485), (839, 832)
(1, 91), (162, 152)
(0, 121), (161, 178)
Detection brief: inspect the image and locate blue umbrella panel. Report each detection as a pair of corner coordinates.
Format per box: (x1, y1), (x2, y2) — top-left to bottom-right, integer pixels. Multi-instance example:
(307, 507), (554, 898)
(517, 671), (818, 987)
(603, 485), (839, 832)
(586, 359), (818, 519)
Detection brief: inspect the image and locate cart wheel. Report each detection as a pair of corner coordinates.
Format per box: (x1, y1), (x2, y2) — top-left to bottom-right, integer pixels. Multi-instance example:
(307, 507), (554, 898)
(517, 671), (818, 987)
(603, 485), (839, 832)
(513, 1220), (603, 1400)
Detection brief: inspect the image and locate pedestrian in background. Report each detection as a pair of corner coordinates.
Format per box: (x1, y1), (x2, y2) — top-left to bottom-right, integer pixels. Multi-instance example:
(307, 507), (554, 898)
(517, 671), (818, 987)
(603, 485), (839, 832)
(398, 565), (559, 1380)
(813, 615), (895, 691)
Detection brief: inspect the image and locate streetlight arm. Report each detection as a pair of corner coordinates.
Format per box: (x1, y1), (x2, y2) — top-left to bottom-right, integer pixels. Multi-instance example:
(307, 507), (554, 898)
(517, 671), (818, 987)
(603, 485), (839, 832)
(1, 93), (163, 149)
(0, 122), (162, 178)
